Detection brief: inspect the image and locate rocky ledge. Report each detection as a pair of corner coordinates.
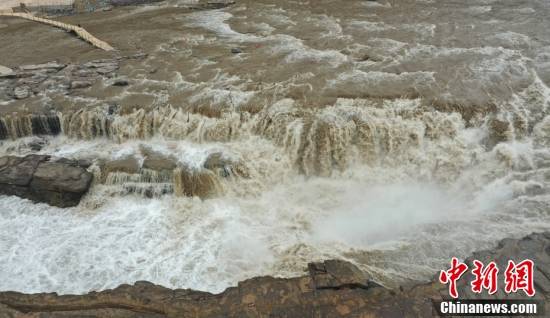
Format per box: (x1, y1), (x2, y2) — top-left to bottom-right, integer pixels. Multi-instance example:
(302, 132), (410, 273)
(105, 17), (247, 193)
(0, 57), (137, 105)
(0, 232), (548, 317)
(0, 155), (92, 207)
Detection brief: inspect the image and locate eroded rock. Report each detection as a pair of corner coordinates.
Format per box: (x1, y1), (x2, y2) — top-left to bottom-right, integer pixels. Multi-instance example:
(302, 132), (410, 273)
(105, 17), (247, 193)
(308, 259), (370, 289)
(454, 232), (550, 299)
(2, 59), (121, 103)
(0, 155), (46, 187)
(0, 155), (92, 207)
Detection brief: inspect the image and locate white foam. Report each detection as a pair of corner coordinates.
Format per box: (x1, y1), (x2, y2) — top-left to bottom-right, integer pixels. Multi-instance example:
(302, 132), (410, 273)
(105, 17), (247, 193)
(184, 10), (259, 42)
(0, 195), (275, 294)
(267, 34), (349, 67)
(327, 70), (436, 97)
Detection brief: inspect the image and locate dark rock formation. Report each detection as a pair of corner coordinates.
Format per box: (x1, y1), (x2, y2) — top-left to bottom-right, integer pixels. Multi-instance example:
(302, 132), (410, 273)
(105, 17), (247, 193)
(0, 260), (437, 318)
(112, 76), (129, 86)
(0, 155), (92, 207)
(308, 259), (371, 290)
(455, 232), (550, 300)
(0, 232), (548, 317)
(231, 47), (242, 54)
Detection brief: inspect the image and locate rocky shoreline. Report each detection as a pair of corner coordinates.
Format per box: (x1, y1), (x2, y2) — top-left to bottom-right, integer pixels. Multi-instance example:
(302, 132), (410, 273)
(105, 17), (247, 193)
(0, 232), (548, 317)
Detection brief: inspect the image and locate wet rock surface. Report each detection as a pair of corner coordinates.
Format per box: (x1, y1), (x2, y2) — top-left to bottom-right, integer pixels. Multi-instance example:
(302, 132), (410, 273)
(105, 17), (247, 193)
(140, 146), (177, 171)
(102, 156), (140, 175)
(0, 155), (92, 207)
(308, 259), (371, 290)
(455, 232), (550, 300)
(0, 59), (115, 104)
(0, 232), (547, 317)
(0, 56), (148, 109)
(0, 259), (435, 318)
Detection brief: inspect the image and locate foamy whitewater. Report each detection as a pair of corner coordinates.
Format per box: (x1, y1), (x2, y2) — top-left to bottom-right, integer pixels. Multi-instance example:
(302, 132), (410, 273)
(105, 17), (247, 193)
(1, 0), (549, 294)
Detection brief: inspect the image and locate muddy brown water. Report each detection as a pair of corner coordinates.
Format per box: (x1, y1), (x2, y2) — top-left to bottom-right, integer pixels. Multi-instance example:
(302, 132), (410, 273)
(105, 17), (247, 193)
(0, 0), (549, 295)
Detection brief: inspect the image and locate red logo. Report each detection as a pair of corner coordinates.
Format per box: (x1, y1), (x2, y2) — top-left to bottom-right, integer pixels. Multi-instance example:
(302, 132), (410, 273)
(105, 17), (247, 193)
(504, 260), (535, 297)
(439, 258), (535, 298)
(471, 260), (499, 295)
(439, 257), (469, 298)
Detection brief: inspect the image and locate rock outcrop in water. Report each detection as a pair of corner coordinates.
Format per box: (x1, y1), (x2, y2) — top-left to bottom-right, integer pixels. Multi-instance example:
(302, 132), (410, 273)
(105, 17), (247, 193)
(0, 232), (548, 317)
(0, 155), (92, 207)
(0, 56), (147, 115)
(95, 147), (231, 199)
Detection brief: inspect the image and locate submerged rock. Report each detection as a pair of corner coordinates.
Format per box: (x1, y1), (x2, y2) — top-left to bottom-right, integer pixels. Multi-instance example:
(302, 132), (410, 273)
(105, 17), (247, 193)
(28, 138), (47, 151)
(19, 62), (65, 72)
(203, 152), (249, 178)
(103, 156), (140, 175)
(70, 80), (93, 89)
(0, 155), (92, 207)
(13, 85), (30, 99)
(203, 152), (229, 170)
(112, 77), (130, 86)
(140, 146), (177, 171)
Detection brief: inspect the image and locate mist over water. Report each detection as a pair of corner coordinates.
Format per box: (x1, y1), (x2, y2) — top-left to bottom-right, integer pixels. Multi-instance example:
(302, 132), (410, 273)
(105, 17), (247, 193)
(1, 0), (550, 294)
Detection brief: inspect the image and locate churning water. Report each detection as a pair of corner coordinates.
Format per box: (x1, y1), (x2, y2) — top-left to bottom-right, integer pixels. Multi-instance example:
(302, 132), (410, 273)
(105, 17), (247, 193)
(0, 0), (549, 294)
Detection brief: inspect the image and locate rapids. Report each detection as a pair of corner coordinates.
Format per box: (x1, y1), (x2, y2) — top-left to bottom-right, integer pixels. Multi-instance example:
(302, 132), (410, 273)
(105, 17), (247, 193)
(0, 0), (549, 294)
